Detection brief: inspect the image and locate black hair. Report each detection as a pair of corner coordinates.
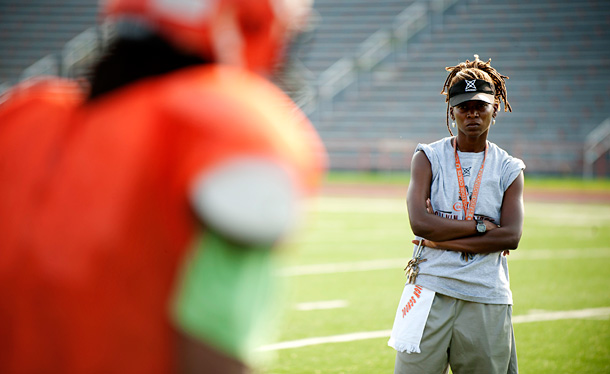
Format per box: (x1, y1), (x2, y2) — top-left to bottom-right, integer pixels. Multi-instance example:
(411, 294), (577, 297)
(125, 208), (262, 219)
(87, 32), (210, 101)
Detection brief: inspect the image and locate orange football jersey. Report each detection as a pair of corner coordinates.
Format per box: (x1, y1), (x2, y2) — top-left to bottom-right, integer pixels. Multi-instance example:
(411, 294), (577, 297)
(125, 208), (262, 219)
(0, 66), (325, 373)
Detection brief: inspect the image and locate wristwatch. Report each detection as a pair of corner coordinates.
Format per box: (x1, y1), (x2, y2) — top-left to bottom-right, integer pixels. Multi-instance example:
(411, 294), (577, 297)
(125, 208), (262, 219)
(476, 219), (486, 234)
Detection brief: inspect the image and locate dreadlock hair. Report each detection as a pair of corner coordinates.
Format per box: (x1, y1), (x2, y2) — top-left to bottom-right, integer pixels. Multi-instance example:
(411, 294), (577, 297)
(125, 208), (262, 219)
(441, 54), (512, 136)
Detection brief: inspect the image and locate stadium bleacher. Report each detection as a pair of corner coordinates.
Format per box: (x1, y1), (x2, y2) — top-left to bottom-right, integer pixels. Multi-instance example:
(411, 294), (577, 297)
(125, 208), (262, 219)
(1, 0), (608, 175)
(298, 0), (419, 74)
(306, 0), (610, 174)
(0, 0), (99, 86)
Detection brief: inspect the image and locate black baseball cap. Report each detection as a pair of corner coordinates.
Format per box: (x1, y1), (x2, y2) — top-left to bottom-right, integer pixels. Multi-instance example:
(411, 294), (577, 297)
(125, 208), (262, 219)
(448, 79), (495, 106)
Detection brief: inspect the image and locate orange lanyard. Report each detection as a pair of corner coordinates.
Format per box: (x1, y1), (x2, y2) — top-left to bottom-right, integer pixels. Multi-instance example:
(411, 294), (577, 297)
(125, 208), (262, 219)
(453, 137), (487, 221)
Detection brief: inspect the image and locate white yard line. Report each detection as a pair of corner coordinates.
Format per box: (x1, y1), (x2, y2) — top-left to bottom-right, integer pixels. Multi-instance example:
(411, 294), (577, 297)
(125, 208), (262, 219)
(278, 248), (610, 277)
(295, 300), (349, 311)
(512, 307), (610, 323)
(258, 307), (610, 351)
(509, 248), (610, 261)
(278, 258), (406, 277)
(259, 330), (392, 351)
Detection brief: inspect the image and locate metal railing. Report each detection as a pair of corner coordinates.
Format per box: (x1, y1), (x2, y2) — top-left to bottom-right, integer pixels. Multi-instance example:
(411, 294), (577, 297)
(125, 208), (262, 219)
(310, 0), (458, 115)
(62, 27), (101, 79)
(1, 23), (112, 96)
(317, 57), (356, 113)
(584, 116), (610, 178)
(20, 54), (61, 81)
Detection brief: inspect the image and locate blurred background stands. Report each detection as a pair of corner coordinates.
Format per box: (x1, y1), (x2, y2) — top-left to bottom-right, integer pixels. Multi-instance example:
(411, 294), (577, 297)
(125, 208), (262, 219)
(1, 0), (609, 176)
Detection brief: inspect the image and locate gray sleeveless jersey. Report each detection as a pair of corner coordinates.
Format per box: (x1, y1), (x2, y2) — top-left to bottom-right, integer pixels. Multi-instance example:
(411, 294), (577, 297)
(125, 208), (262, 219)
(413, 137), (525, 305)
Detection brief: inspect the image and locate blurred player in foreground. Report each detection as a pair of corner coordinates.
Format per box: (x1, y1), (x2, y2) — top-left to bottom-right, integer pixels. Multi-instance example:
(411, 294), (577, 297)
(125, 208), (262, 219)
(0, 0), (325, 373)
(389, 55), (525, 373)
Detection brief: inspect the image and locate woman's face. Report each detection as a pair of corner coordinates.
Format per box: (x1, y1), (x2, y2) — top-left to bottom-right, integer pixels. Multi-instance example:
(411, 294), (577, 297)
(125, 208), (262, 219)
(450, 100), (498, 138)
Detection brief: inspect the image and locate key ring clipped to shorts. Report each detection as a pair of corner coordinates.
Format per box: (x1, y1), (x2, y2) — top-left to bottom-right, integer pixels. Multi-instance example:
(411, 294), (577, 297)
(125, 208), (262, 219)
(405, 239), (426, 285)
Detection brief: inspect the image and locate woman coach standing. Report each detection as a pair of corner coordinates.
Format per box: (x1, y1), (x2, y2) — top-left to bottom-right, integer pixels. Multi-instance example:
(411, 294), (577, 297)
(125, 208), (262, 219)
(390, 55), (525, 374)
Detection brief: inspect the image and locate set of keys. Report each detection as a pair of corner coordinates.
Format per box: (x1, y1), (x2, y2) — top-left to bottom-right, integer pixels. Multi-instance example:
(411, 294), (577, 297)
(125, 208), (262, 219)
(404, 239), (427, 284)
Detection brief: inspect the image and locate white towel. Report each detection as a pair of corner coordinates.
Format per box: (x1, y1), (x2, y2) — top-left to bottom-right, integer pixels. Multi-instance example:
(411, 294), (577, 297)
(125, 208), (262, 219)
(388, 284), (435, 353)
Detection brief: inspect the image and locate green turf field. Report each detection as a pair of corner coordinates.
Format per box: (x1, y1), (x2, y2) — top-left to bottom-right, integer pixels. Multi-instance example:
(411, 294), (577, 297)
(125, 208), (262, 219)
(256, 174), (610, 374)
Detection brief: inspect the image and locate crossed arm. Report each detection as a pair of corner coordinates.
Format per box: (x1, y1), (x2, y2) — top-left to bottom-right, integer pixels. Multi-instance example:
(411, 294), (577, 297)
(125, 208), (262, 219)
(407, 150), (524, 254)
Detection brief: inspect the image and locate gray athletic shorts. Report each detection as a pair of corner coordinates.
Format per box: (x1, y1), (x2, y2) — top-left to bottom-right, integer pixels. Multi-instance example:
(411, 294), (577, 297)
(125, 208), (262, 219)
(394, 293), (518, 374)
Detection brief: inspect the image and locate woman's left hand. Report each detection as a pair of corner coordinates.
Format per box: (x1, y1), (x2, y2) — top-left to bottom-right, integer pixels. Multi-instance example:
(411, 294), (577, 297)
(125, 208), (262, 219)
(412, 239), (438, 248)
(425, 198), (434, 215)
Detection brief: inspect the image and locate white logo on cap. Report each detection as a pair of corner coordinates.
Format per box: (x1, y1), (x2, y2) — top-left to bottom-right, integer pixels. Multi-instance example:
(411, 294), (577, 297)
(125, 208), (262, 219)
(465, 80), (477, 92)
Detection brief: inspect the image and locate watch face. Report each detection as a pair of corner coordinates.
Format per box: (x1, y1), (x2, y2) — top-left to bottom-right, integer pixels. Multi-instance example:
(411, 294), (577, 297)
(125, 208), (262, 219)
(477, 221), (486, 233)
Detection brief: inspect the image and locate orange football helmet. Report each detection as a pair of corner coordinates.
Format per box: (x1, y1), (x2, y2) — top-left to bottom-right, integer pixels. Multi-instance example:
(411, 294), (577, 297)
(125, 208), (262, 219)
(102, 0), (312, 74)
